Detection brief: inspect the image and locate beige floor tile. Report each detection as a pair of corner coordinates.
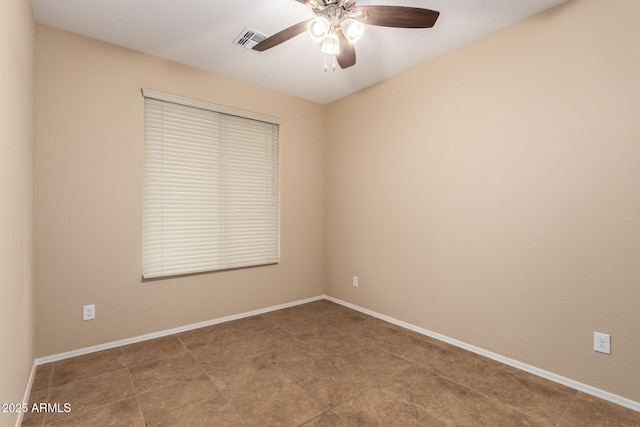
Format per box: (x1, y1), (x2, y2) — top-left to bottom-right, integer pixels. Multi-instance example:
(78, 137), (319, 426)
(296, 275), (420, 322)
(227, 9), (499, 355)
(300, 411), (349, 426)
(177, 323), (237, 350)
(50, 348), (126, 387)
(421, 346), (504, 389)
(398, 327), (449, 347)
(333, 385), (445, 426)
(296, 356), (377, 407)
(301, 371), (376, 408)
(120, 335), (186, 366)
(31, 364), (53, 395)
(190, 341), (260, 375)
(136, 373), (242, 426)
(342, 318), (404, 344)
(319, 309), (370, 331)
(296, 299), (345, 317)
(191, 327), (298, 375)
(20, 407), (46, 427)
(231, 381), (326, 427)
(260, 336), (310, 363)
(498, 366), (577, 397)
(148, 398), (246, 427)
(371, 318), (415, 334)
(211, 354), (293, 401)
(557, 392), (640, 427)
(136, 372), (223, 408)
(261, 305), (318, 326)
(47, 397), (144, 427)
(191, 400), (248, 427)
(262, 300), (342, 325)
(243, 326), (301, 353)
(346, 345), (413, 382)
(26, 388), (49, 407)
(271, 348), (339, 386)
(304, 332), (370, 358)
(379, 331), (443, 365)
(388, 366), (471, 417)
(439, 392), (542, 426)
(128, 351), (204, 393)
(46, 368), (134, 423)
(222, 315), (276, 338)
(282, 317), (343, 341)
(21, 389), (49, 427)
(476, 365), (576, 424)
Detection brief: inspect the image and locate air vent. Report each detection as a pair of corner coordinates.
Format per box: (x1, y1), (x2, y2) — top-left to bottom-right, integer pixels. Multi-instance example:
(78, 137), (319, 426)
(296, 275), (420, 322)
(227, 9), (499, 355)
(233, 27), (267, 49)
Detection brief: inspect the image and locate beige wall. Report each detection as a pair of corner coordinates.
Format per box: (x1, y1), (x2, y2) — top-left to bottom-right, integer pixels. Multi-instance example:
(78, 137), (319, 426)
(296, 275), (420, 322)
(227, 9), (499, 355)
(0, 1), (35, 426)
(325, 0), (640, 402)
(34, 25), (325, 357)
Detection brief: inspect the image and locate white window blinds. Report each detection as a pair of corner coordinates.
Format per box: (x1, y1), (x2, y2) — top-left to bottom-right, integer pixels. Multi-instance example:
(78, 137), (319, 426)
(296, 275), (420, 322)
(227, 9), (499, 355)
(142, 89), (279, 279)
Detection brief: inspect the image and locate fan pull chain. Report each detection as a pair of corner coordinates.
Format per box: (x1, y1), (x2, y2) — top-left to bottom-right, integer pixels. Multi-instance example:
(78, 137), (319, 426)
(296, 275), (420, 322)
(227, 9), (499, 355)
(323, 52), (338, 72)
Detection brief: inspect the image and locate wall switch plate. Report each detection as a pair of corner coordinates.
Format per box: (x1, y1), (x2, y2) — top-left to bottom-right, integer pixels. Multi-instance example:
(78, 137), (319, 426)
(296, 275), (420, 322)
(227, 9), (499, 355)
(594, 332), (610, 354)
(83, 304), (95, 321)
(352, 276), (359, 288)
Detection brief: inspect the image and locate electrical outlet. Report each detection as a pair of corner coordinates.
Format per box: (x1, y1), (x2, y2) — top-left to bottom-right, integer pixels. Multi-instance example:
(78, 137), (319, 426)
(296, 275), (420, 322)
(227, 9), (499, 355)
(594, 332), (610, 355)
(352, 276), (359, 288)
(83, 304), (95, 321)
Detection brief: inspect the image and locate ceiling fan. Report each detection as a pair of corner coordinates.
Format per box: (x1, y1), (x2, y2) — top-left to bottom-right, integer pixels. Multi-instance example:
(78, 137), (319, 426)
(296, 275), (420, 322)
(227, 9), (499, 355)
(253, 0), (440, 70)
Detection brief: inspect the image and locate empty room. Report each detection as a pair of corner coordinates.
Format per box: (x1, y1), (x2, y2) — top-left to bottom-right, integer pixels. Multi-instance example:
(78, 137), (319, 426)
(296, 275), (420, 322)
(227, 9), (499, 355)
(2, 0), (639, 425)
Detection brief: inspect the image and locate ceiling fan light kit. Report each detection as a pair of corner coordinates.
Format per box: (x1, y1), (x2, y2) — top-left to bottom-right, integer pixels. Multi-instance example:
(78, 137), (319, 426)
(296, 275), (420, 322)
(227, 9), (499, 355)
(307, 14), (364, 55)
(253, 0), (440, 70)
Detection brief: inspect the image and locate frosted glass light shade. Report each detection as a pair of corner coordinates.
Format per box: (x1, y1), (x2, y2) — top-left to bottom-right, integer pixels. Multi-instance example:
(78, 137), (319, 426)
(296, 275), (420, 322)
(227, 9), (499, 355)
(320, 33), (340, 54)
(308, 17), (330, 43)
(341, 18), (364, 44)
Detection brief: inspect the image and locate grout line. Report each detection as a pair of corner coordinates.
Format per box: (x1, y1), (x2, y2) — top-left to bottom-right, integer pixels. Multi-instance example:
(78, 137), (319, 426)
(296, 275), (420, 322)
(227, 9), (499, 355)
(471, 363), (505, 393)
(41, 364), (56, 426)
(133, 392), (146, 427)
(299, 410), (334, 426)
(466, 365), (552, 423)
(175, 332), (190, 353)
(554, 394), (577, 427)
(435, 387), (474, 420)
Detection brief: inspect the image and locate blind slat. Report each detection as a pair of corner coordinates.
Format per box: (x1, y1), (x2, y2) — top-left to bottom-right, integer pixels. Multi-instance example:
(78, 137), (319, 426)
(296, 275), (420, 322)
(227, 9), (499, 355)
(143, 94), (279, 279)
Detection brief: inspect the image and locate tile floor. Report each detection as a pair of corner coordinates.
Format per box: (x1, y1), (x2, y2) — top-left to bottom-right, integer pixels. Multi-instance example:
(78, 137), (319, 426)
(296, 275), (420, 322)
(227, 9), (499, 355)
(21, 300), (640, 426)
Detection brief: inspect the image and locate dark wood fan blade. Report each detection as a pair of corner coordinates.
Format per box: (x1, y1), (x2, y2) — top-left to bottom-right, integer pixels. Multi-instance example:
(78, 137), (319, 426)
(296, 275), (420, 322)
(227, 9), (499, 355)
(253, 19), (313, 51)
(355, 6), (439, 28)
(336, 31), (356, 69)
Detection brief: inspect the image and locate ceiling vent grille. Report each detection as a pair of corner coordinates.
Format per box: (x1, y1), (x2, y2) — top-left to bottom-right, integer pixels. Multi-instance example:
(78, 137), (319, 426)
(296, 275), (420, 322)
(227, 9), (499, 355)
(233, 27), (267, 49)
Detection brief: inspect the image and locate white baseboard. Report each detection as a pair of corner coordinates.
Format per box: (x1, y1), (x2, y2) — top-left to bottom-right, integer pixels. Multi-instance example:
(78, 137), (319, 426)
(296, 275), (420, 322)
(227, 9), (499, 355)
(35, 295), (323, 365)
(15, 360), (37, 427)
(323, 295), (640, 413)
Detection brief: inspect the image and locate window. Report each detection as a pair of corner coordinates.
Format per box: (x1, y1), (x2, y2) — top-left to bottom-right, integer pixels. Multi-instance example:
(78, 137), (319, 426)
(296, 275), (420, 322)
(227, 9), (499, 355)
(142, 89), (279, 279)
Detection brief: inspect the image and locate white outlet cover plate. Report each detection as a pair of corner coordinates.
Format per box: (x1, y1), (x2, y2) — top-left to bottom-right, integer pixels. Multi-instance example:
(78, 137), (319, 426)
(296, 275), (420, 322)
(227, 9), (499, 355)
(83, 304), (95, 320)
(594, 332), (611, 355)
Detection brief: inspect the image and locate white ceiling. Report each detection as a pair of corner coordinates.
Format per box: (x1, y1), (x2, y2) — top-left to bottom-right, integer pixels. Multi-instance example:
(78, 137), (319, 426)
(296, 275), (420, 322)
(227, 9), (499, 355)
(31, 0), (567, 105)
